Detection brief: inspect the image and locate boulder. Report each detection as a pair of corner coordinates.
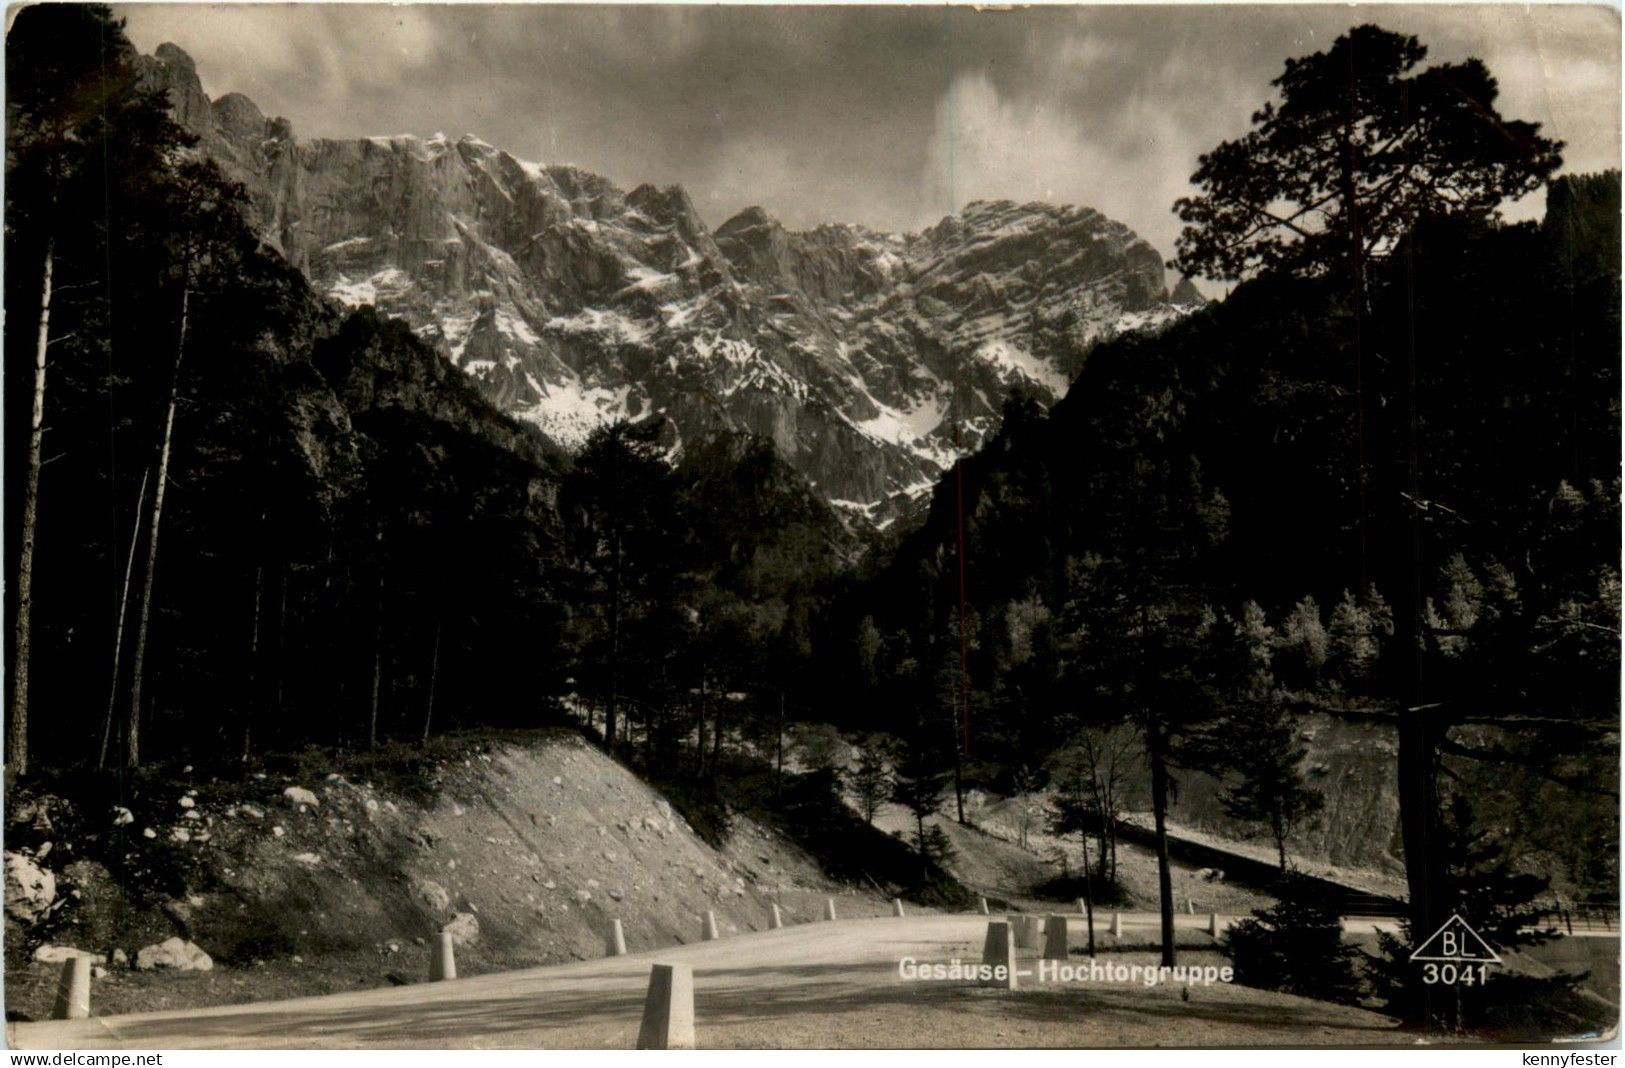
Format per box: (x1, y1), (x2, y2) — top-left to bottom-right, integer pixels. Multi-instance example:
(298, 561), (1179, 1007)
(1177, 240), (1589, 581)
(134, 937), (213, 972)
(282, 786), (319, 807)
(32, 945), (100, 964)
(8, 796), (59, 837)
(4, 852), (56, 924)
(411, 876), (452, 913)
(441, 911), (480, 947)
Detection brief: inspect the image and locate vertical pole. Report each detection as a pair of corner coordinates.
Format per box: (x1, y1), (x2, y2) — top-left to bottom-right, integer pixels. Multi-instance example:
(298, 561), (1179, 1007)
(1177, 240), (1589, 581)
(429, 932), (456, 980)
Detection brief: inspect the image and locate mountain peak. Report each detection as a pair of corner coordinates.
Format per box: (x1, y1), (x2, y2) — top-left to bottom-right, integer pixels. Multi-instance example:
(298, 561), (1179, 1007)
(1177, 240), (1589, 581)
(1171, 275), (1206, 306)
(626, 183), (702, 228)
(211, 92), (266, 140)
(717, 205), (779, 237)
(152, 42), (196, 71)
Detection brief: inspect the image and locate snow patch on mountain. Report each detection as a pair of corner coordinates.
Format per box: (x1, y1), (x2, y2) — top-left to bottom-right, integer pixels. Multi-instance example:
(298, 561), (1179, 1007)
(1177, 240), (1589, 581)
(975, 339), (1070, 396)
(329, 268), (411, 309)
(517, 376), (636, 448)
(546, 307), (652, 347)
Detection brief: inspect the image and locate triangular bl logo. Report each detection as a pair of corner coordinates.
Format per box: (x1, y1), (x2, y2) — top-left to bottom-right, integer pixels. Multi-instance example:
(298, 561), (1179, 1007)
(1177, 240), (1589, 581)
(1409, 913), (1502, 963)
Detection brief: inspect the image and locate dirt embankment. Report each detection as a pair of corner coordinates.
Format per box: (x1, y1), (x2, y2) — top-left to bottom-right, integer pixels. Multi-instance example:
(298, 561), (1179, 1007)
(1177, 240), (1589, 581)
(5, 732), (895, 1019)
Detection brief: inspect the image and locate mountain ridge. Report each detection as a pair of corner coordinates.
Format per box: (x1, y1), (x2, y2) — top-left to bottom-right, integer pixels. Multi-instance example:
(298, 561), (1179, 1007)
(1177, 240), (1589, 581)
(138, 42), (1201, 523)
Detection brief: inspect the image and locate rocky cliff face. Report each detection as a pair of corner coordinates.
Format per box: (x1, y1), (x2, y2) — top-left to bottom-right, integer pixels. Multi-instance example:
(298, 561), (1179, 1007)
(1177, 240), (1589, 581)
(140, 44), (1199, 523)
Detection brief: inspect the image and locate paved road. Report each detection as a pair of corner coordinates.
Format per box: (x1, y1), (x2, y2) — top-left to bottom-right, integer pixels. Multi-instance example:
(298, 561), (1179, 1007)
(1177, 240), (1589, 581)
(11, 913), (1425, 1050)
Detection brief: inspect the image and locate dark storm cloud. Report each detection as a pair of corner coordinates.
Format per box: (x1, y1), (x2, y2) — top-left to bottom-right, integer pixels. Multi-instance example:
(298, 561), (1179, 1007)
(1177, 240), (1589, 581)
(117, 4), (1620, 262)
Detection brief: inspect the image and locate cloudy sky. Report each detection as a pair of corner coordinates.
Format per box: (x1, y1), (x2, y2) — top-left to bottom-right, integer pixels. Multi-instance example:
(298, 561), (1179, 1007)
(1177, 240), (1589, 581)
(116, 3), (1620, 262)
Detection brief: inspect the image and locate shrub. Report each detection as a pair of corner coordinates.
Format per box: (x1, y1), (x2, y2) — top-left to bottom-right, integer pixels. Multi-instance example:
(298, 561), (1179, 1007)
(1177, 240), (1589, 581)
(1222, 877), (1363, 1004)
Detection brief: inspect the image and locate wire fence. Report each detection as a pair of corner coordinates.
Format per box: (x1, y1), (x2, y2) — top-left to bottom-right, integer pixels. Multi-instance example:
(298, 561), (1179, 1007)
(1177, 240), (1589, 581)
(1537, 897), (1619, 934)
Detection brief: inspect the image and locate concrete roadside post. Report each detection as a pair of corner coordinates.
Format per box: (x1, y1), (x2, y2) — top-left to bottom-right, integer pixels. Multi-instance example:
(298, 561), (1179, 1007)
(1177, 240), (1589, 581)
(1043, 914), (1069, 961)
(635, 963), (696, 1050)
(892, 898), (905, 917)
(769, 903), (784, 929)
(429, 931), (456, 981)
(824, 897), (837, 921)
(51, 956), (91, 1020)
(979, 897), (990, 915)
(1208, 912), (1221, 937)
(702, 910), (720, 941)
(981, 919), (1018, 990)
(1111, 912), (1123, 938)
(606, 918), (628, 956)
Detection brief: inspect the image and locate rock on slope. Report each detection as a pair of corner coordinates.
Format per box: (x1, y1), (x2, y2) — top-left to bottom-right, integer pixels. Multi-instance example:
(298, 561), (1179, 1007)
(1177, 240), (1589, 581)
(137, 43), (1201, 521)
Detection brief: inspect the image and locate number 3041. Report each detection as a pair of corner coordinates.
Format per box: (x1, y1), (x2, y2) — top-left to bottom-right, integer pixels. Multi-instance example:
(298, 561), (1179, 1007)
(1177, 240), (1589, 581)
(1422, 963), (1489, 986)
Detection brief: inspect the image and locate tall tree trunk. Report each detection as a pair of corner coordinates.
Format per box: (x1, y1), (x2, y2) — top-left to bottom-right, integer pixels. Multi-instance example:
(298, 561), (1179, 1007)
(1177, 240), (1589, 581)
(9, 239), (54, 778)
(1149, 727), (1177, 967)
(775, 690), (786, 799)
(127, 285), (191, 769)
(1395, 226), (1442, 1027)
(1101, 771), (1119, 882)
(420, 617), (441, 747)
(710, 685), (724, 774)
(1109, 813), (1119, 884)
(646, 658), (667, 766)
(951, 734), (966, 825)
(241, 559), (263, 762)
(267, 566), (286, 752)
(1080, 829), (1097, 958)
(693, 672), (707, 778)
(98, 468), (149, 769)
(368, 569), (384, 750)
(953, 458), (971, 825)
(1089, 764), (1111, 882)
(605, 533), (622, 751)
(1340, 51), (1371, 600)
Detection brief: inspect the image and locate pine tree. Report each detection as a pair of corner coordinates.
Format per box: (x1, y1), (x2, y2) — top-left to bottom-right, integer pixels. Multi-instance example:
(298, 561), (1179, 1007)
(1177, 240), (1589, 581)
(1047, 749), (1100, 956)
(1224, 876), (1363, 1004)
(1216, 702), (1323, 871)
(1173, 24), (1562, 283)
(561, 419), (678, 752)
(891, 731), (952, 884)
(1370, 794), (1598, 1035)
(851, 734), (894, 825)
(124, 159), (254, 768)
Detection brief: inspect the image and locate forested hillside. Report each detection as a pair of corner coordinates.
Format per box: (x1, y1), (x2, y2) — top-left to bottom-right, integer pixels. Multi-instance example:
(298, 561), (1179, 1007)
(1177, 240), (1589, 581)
(821, 174), (1619, 882)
